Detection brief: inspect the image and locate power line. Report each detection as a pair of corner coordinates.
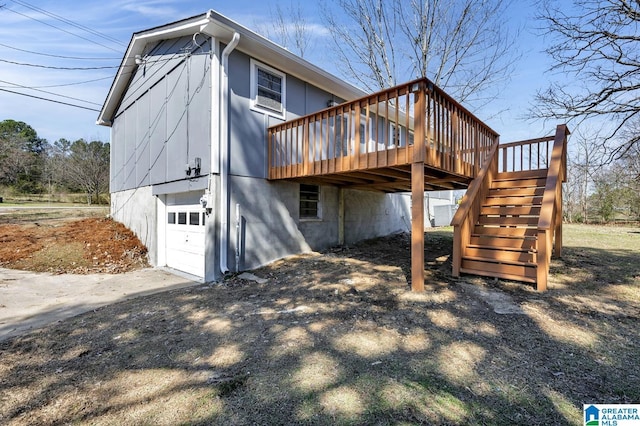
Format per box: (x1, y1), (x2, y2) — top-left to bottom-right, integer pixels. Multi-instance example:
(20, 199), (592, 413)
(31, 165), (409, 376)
(0, 42), (120, 60)
(0, 54), (191, 71)
(2, 5), (123, 53)
(0, 58), (120, 70)
(9, 0), (126, 47)
(0, 75), (113, 89)
(0, 87), (101, 112)
(0, 79), (102, 106)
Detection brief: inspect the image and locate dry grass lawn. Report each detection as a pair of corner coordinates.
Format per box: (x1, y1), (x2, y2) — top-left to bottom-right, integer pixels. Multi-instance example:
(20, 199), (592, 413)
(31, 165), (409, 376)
(0, 223), (639, 425)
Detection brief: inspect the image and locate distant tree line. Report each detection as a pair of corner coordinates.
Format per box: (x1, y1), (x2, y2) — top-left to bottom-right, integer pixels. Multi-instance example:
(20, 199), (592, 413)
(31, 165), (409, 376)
(564, 128), (640, 223)
(0, 119), (109, 205)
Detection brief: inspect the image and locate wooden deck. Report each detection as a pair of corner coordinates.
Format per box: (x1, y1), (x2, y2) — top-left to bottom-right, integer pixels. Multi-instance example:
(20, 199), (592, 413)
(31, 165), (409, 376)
(268, 78), (499, 192)
(267, 77), (568, 292)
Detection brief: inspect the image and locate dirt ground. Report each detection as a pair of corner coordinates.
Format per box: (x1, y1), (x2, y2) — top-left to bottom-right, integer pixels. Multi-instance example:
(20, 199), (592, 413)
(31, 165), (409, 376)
(0, 216), (148, 274)
(0, 217), (639, 425)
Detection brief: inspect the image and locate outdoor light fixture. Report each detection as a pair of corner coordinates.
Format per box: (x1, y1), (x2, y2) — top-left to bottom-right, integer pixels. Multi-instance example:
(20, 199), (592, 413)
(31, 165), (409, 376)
(185, 157), (202, 176)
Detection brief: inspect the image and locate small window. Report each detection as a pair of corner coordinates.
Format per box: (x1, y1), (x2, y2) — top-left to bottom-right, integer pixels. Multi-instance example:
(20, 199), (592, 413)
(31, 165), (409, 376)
(178, 212), (187, 225)
(300, 184), (320, 219)
(250, 59), (286, 118)
(168, 212), (176, 224)
(202, 212), (206, 226)
(389, 123), (400, 147)
(189, 212), (200, 226)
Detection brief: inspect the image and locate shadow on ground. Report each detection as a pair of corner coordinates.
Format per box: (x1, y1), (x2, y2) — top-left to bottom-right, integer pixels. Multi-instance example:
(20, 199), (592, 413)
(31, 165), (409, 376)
(1, 228), (639, 425)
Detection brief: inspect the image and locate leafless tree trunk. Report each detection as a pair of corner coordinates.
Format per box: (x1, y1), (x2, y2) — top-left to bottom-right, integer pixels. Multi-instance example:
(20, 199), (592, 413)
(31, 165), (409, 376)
(569, 127), (607, 223)
(323, 0), (518, 105)
(533, 0), (640, 160)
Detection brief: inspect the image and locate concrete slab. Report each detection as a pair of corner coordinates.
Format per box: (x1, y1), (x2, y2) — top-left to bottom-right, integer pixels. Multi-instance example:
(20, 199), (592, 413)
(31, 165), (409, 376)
(0, 267), (198, 341)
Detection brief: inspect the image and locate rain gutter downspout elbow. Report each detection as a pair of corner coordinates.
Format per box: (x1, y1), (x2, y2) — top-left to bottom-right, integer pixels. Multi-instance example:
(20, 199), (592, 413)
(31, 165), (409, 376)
(219, 32), (240, 275)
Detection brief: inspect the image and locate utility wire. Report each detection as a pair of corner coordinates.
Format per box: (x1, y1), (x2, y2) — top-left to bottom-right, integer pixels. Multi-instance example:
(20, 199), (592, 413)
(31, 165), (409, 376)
(0, 87), (101, 112)
(0, 58), (120, 70)
(1, 5), (123, 53)
(9, 0), (126, 47)
(0, 42), (120, 60)
(0, 54), (192, 71)
(0, 75), (113, 89)
(0, 79), (102, 106)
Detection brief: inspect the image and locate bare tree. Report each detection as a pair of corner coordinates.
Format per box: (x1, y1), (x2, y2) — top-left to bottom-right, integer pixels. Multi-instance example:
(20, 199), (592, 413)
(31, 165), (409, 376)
(61, 139), (110, 205)
(566, 126), (607, 223)
(533, 0), (640, 160)
(256, 2), (312, 58)
(323, 0), (519, 105)
(323, 0), (398, 90)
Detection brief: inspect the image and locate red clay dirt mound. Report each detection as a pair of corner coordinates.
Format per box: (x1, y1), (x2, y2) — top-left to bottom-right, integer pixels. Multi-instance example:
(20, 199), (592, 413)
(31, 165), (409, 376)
(0, 218), (148, 274)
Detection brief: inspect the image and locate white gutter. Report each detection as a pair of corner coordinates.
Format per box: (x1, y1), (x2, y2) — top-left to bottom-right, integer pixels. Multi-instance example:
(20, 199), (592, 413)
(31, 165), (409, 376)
(218, 31), (240, 275)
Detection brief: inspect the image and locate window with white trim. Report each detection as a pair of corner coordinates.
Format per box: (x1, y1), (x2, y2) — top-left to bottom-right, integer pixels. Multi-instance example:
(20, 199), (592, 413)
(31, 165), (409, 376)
(389, 123), (413, 147)
(250, 59), (286, 118)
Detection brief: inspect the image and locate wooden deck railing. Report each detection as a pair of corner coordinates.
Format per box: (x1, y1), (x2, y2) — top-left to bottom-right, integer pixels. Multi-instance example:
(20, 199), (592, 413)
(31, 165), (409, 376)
(498, 135), (555, 173)
(268, 78), (499, 183)
(451, 138), (499, 277)
(536, 124), (569, 291)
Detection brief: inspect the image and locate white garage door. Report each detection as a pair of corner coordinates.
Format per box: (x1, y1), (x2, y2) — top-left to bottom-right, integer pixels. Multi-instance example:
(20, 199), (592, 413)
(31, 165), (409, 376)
(165, 204), (206, 277)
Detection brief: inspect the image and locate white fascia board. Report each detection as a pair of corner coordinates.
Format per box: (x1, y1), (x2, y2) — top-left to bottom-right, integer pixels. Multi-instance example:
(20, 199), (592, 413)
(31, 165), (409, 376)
(98, 9), (368, 127)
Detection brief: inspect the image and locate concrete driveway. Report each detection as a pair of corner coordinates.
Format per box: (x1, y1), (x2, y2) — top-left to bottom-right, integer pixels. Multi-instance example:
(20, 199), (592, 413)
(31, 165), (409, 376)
(0, 267), (199, 341)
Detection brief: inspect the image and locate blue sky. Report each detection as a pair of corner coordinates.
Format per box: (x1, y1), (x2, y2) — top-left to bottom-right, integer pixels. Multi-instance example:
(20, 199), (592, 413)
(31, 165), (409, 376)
(0, 0), (555, 145)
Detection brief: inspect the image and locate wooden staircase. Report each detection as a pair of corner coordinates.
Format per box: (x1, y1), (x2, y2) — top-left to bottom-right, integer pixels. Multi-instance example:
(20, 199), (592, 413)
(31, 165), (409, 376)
(460, 169), (546, 284)
(452, 125), (570, 291)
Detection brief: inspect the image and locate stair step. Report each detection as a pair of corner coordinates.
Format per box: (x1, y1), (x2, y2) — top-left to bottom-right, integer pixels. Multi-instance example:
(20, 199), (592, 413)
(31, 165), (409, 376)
(488, 187), (545, 197)
(491, 177), (546, 189)
(496, 169), (548, 180)
(459, 267), (537, 284)
(461, 259), (537, 282)
(483, 196), (543, 206)
(478, 216), (539, 226)
(470, 235), (537, 250)
(464, 247), (536, 263)
(480, 206), (541, 216)
(473, 226), (538, 237)
(468, 242), (537, 253)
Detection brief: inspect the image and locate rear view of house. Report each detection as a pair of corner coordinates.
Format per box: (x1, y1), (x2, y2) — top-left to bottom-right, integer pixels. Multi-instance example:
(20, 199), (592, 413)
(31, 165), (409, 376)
(99, 9), (568, 291)
(98, 10), (413, 282)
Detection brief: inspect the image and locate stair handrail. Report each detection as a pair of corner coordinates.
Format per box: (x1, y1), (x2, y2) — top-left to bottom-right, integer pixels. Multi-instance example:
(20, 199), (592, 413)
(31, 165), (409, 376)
(451, 134), (500, 276)
(536, 124), (570, 291)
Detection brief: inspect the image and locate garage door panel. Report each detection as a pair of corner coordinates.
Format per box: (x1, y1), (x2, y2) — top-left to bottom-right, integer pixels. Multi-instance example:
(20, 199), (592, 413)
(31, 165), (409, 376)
(165, 203), (205, 277)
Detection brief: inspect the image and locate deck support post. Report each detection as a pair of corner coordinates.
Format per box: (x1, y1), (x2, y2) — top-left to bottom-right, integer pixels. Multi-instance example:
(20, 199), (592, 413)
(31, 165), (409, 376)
(338, 187), (345, 246)
(554, 183), (562, 257)
(410, 81), (426, 292)
(411, 162), (425, 291)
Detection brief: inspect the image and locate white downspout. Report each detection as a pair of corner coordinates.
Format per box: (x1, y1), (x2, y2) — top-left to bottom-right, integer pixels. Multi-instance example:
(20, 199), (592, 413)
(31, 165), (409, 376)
(219, 32), (240, 275)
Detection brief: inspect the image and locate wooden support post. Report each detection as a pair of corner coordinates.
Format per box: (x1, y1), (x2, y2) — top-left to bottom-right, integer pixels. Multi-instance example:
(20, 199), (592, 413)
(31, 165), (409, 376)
(411, 162), (425, 292)
(411, 81), (426, 292)
(536, 229), (548, 292)
(554, 183), (563, 257)
(338, 187), (345, 246)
